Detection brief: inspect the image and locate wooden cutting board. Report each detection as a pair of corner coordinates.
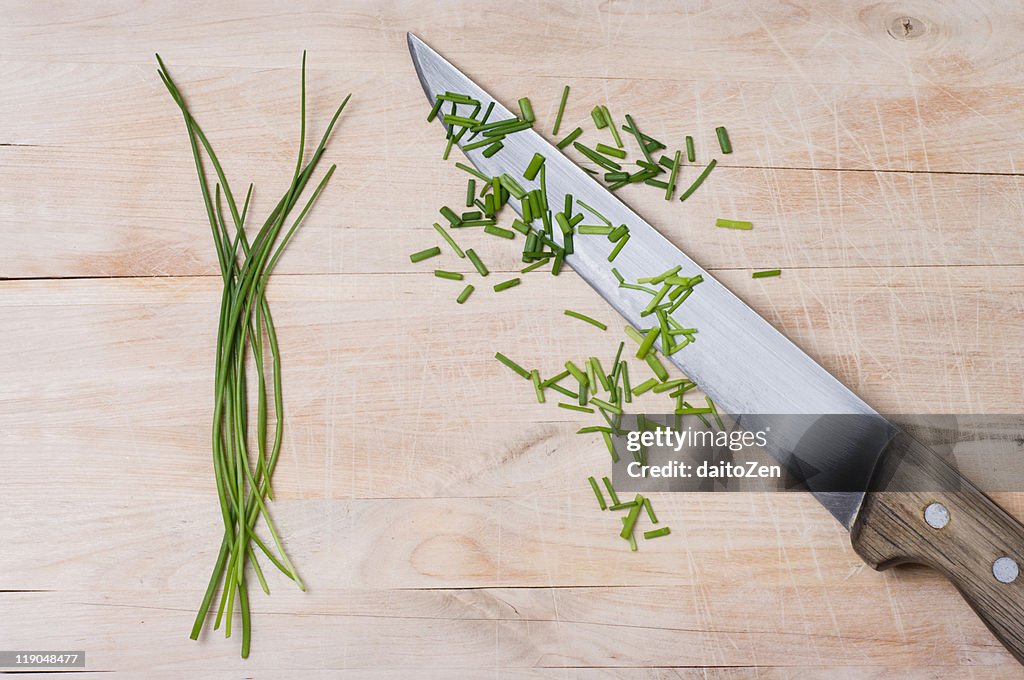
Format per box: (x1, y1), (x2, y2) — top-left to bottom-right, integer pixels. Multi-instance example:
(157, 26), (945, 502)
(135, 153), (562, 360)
(2, 1), (1024, 677)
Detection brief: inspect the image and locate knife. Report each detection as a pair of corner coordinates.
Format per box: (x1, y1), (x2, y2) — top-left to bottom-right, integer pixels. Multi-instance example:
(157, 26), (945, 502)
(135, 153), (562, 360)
(407, 33), (1024, 662)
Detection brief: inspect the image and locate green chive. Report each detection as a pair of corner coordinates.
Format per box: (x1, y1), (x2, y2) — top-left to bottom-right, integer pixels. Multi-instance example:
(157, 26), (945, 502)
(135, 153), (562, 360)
(644, 527), (670, 540)
(631, 377), (658, 396)
(465, 179), (476, 207)
(410, 246), (441, 263)
(609, 501), (638, 511)
(601, 106), (623, 147)
(482, 141), (503, 157)
(542, 369), (572, 388)
(495, 352), (531, 379)
(715, 126), (732, 154)
(524, 153), (545, 181)
(493, 277), (520, 292)
(456, 284), (474, 304)
(564, 309), (607, 330)
(455, 162), (489, 182)
(685, 135), (695, 162)
(591, 106), (607, 128)
(574, 142), (621, 171)
(559, 402), (594, 413)
(678, 159), (717, 203)
(430, 224), (464, 258)
(556, 127), (583, 149)
(530, 369), (546, 403)
(645, 353), (669, 381)
(752, 269), (781, 278)
(596, 143), (627, 159)
(434, 270), (464, 281)
(578, 225), (613, 235)
(552, 85), (570, 135)
(643, 497), (658, 524)
(716, 218), (753, 230)
(588, 476), (607, 510)
(602, 477), (620, 506)
(577, 425), (612, 434)
(466, 248), (489, 276)
(440, 205), (461, 226)
(484, 225), (516, 239)
(590, 397), (622, 415)
(620, 495), (644, 539)
(565, 360), (588, 386)
(520, 258), (550, 274)
(601, 430), (619, 462)
(664, 150), (681, 201)
(607, 234), (629, 262)
(518, 97), (535, 123)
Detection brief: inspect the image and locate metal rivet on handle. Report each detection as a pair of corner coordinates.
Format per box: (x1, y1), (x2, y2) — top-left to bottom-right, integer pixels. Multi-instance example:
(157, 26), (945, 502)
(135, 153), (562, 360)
(993, 557), (1019, 584)
(923, 502), (949, 529)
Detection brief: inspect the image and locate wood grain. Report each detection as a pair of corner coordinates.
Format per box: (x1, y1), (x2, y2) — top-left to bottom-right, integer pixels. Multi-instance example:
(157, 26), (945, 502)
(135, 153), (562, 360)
(3, 0), (1024, 677)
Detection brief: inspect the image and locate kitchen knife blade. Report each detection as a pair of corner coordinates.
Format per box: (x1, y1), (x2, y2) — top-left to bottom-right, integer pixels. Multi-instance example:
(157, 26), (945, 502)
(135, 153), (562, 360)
(408, 33), (1024, 662)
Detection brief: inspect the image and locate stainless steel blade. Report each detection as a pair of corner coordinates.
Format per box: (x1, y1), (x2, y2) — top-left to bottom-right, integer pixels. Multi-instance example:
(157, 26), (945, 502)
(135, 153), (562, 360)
(408, 33), (896, 528)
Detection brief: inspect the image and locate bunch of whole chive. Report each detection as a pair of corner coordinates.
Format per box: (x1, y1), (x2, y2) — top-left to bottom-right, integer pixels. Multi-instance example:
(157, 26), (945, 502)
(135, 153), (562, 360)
(157, 53), (350, 658)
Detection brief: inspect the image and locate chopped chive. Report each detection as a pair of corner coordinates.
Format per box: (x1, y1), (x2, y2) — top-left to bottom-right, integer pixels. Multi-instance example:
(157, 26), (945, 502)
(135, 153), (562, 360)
(685, 135), (695, 162)
(678, 159), (717, 203)
(552, 85), (570, 135)
(591, 106), (607, 128)
(493, 277), (521, 292)
(644, 527), (670, 540)
(577, 425), (612, 434)
(443, 114), (480, 127)
(433, 223), (465, 258)
(707, 396), (725, 431)
(440, 205), (461, 226)
(601, 106), (623, 147)
(624, 520), (638, 550)
(623, 114), (655, 164)
(664, 150), (681, 201)
(592, 358), (611, 392)
(643, 497), (658, 524)
(716, 218), (753, 230)
(620, 495), (644, 539)
(559, 402), (594, 413)
(466, 179), (476, 207)
(482, 141), (503, 158)
(608, 225), (628, 242)
(465, 248), (489, 276)
(631, 377), (658, 396)
(623, 325), (644, 344)
(520, 258), (550, 274)
(410, 246), (441, 263)
(752, 269), (781, 278)
(564, 309), (607, 330)
(518, 97), (535, 123)
(495, 352), (531, 379)
(530, 369), (545, 403)
(427, 99), (443, 122)
(590, 397), (622, 415)
(602, 477), (620, 506)
(461, 210), (482, 221)
(645, 353), (669, 381)
(556, 126), (583, 149)
(601, 430), (619, 462)
(455, 162), (489, 182)
(607, 234), (629, 262)
(565, 360), (588, 387)
(645, 179), (669, 189)
(573, 142), (622, 171)
(499, 174), (526, 200)
(609, 500), (638, 511)
(578, 224), (613, 235)
(715, 126), (732, 154)
(588, 476), (607, 510)
(542, 369), (572, 388)
(456, 284), (474, 304)
(549, 383), (578, 399)
(676, 406), (713, 416)
(524, 153), (545, 181)
(510, 218), (531, 235)
(484, 225), (516, 239)
(434, 270), (464, 281)
(596, 143), (627, 159)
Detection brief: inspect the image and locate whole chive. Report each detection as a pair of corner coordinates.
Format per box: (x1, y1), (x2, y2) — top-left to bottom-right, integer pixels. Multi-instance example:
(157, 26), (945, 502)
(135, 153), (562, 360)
(715, 126), (732, 154)
(685, 135), (695, 162)
(602, 477), (620, 506)
(601, 430), (619, 462)
(678, 159), (717, 203)
(556, 126), (583, 149)
(601, 106), (623, 147)
(434, 270), (464, 281)
(752, 269), (781, 278)
(531, 369), (545, 403)
(644, 527), (670, 540)
(645, 353), (669, 381)
(440, 205), (461, 226)
(495, 352), (531, 379)
(591, 106), (607, 128)
(524, 153), (545, 181)
(643, 497), (659, 522)
(466, 179), (476, 207)
(493, 277), (521, 292)
(559, 402), (594, 413)
(465, 248), (489, 276)
(716, 218), (753, 230)
(632, 377), (658, 396)
(484, 225), (516, 240)
(410, 246), (441, 263)
(588, 476), (607, 510)
(482, 141), (503, 158)
(664, 150), (681, 201)
(596, 143), (627, 159)
(518, 97), (535, 123)
(564, 309), (607, 330)
(552, 85), (570, 135)
(620, 495), (644, 539)
(607, 234), (629, 262)
(432, 223), (465, 258)
(456, 284), (474, 304)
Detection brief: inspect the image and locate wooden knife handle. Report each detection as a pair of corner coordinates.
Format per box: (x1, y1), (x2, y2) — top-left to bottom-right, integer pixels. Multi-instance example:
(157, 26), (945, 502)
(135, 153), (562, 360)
(851, 431), (1024, 663)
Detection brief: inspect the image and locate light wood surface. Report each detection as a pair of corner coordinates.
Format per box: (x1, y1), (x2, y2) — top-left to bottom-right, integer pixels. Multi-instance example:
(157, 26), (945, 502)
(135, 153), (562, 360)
(3, 1), (1024, 677)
